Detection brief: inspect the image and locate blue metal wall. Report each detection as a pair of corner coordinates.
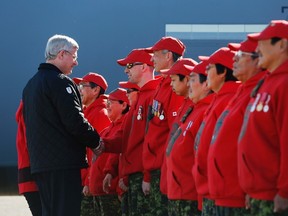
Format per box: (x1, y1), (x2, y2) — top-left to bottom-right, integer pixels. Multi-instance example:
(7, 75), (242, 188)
(0, 0), (287, 192)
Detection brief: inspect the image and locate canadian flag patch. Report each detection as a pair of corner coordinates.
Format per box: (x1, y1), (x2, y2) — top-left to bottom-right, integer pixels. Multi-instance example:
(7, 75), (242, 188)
(66, 87), (72, 94)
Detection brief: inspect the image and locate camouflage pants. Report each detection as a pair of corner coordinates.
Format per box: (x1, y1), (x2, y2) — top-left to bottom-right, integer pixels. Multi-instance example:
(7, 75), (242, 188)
(149, 169), (168, 215)
(250, 198), (288, 216)
(98, 194), (121, 216)
(168, 199), (201, 216)
(201, 198), (216, 216)
(127, 172), (151, 216)
(80, 195), (100, 216)
(215, 205), (250, 216)
(121, 192), (129, 216)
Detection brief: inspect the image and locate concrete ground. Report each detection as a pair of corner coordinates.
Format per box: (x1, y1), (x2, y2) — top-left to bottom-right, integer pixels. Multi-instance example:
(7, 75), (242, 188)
(0, 195), (31, 216)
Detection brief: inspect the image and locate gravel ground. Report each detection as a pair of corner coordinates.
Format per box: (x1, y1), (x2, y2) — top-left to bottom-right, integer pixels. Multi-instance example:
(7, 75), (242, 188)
(0, 195), (31, 216)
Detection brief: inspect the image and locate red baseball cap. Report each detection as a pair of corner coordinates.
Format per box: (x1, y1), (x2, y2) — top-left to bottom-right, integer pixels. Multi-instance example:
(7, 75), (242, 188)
(199, 47), (235, 70)
(228, 39), (258, 52)
(160, 58), (197, 76)
(184, 60), (208, 76)
(73, 72), (108, 90)
(146, 36), (186, 56)
(118, 81), (140, 90)
(248, 20), (288, 41)
(108, 88), (129, 104)
(117, 48), (153, 66)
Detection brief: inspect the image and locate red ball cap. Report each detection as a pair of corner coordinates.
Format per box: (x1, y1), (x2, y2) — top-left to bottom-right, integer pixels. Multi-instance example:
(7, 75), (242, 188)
(160, 58), (197, 76)
(117, 48), (153, 66)
(108, 88), (129, 104)
(248, 20), (288, 41)
(184, 60), (208, 76)
(73, 72), (108, 90)
(199, 47), (235, 70)
(146, 36), (186, 56)
(228, 39), (258, 52)
(118, 81), (140, 90)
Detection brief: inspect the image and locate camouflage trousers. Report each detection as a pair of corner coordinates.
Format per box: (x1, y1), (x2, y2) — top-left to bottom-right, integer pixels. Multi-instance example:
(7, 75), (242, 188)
(215, 205), (250, 216)
(80, 194), (121, 216)
(201, 198), (216, 216)
(98, 194), (121, 216)
(80, 195), (100, 216)
(168, 199), (201, 216)
(249, 198), (288, 216)
(127, 172), (151, 216)
(149, 169), (168, 216)
(121, 192), (129, 216)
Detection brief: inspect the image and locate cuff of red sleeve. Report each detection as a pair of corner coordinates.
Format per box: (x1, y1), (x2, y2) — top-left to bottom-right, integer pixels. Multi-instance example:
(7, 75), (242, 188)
(143, 170), (151, 182)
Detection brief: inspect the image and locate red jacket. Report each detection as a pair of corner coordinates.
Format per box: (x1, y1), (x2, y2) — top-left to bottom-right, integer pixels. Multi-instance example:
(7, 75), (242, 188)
(16, 101), (38, 194)
(238, 60), (288, 201)
(143, 76), (184, 183)
(166, 95), (213, 200)
(89, 116), (124, 195)
(207, 72), (265, 207)
(192, 81), (240, 198)
(161, 98), (193, 194)
(122, 79), (160, 177)
(81, 96), (111, 187)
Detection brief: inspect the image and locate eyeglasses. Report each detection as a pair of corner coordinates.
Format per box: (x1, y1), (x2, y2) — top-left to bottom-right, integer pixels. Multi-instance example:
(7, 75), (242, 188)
(106, 100), (120, 106)
(235, 51), (259, 59)
(126, 62), (143, 69)
(79, 84), (91, 89)
(64, 50), (78, 61)
(126, 88), (137, 94)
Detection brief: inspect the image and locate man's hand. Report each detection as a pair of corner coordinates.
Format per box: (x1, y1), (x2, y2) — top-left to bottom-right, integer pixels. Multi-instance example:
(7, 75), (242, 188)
(118, 178), (128, 192)
(142, 181), (150, 196)
(82, 185), (91, 196)
(92, 139), (105, 156)
(103, 173), (112, 194)
(274, 194), (288, 213)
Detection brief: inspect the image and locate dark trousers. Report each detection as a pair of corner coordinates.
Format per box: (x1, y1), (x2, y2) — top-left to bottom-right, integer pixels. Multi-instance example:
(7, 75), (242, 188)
(34, 169), (82, 216)
(23, 191), (42, 216)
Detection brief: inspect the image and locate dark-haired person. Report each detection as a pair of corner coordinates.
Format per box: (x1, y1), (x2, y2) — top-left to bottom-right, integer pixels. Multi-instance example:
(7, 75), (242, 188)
(207, 38), (265, 216)
(165, 60), (214, 216)
(192, 47), (240, 216)
(73, 72), (111, 216)
(238, 20), (288, 215)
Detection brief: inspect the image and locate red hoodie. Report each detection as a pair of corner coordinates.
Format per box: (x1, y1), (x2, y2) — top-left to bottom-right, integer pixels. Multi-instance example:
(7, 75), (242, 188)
(166, 94), (213, 200)
(192, 81), (240, 198)
(89, 116), (125, 196)
(81, 96), (111, 188)
(208, 72), (265, 207)
(160, 97), (193, 194)
(143, 76), (184, 184)
(238, 60), (288, 201)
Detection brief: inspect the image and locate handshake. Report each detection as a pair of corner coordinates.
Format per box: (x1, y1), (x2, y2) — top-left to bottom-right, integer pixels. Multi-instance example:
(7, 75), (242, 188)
(92, 139), (105, 156)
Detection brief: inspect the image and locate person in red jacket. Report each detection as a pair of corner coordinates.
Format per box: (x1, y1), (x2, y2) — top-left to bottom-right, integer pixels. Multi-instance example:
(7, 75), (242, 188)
(161, 58), (201, 215)
(16, 100), (42, 216)
(238, 20), (288, 215)
(207, 39), (265, 216)
(102, 85), (138, 215)
(73, 72), (111, 216)
(100, 48), (160, 215)
(142, 37), (187, 215)
(88, 88), (129, 215)
(192, 47), (240, 216)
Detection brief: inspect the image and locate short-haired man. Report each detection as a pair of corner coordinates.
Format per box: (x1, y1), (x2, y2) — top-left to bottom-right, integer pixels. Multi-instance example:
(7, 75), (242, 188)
(143, 36), (188, 215)
(238, 20), (288, 215)
(22, 34), (101, 216)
